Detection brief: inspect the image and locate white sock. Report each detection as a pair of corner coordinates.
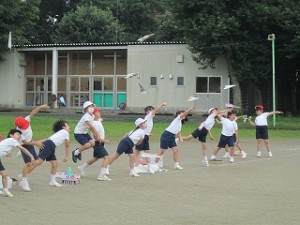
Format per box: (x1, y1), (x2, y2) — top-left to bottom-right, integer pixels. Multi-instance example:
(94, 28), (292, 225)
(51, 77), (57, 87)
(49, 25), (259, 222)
(50, 174), (56, 183)
(74, 149), (80, 156)
(174, 162), (179, 167)
(3, 188), (8, 192)
(22, 177), (28, 182)
(100, 167), (106, 176)
(210, 155), (216, 159)
(203, 156), (208, 161)
(81, 162), (89, 169)
(130, 168), (135, 174)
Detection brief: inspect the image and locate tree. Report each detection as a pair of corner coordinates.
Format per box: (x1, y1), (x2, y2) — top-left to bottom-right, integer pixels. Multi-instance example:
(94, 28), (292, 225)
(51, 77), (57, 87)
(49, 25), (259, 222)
(54, 5), (123, 43)
(0, 0), (40, 57)
(170, 0), (300, 113)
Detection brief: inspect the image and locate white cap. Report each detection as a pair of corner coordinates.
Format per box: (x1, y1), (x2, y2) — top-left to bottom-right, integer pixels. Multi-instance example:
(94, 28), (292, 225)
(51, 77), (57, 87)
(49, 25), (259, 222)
(208, 108), (217, 114)
(82, 101), (94, 110)
(135, 118), (147, 127)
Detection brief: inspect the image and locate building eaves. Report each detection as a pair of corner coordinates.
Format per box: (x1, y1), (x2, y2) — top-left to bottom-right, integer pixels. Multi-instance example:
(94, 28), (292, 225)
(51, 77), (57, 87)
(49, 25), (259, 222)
(13, 41), (186, 48)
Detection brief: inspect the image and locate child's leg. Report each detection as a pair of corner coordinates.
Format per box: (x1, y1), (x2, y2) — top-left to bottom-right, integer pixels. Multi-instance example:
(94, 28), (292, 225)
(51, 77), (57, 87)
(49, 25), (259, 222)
(155, 149), (165, 163)
(49, 160), (62, 187)
(101, 156), (110, 170)
(0, 170), (8, 189)
(201, 142), (208, 159)
(128, 154), (136, 169)
(78, 140), (95, 152)
(257, 139), (262, 151)
(211, 147), (221, 157)
(172, 146), (183, 169)
(109, 153), (120, 166)
(29, 158), (44, 173)
(182, 134), (193, 141)
(264, 139), (271, 152)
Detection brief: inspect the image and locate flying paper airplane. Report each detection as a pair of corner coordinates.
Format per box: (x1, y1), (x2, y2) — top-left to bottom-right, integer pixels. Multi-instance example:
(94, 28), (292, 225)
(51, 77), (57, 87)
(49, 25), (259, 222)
(125, 72), (139, 79)
(137, 33), (154, 42)
(224, 84), (236, 90)
(187, 96), (199, 102)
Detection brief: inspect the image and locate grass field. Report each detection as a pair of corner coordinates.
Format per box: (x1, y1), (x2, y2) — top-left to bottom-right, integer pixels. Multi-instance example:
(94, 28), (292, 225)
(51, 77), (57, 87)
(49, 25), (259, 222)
(0, 114), (300, 141)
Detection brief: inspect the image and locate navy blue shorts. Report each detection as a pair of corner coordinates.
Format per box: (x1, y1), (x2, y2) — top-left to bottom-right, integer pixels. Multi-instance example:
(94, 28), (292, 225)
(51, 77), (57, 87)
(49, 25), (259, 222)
(116, 137), (134, 155)
(21, 144), (38, 163)
(136, 135), (150, 151)
(160, 130), (176, 150)
(256, 126), (269, 139)
(217, 134), (235, 148)
(191, 127), (208, 143)
(93, 141), (109, 158)
(0, 159), (5, 171)
(74, 133), (93, 145)
(38, 140), (57, 161)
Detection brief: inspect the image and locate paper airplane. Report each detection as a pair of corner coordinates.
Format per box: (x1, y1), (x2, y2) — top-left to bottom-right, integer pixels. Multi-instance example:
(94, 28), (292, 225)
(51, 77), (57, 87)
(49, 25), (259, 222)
(224, 84), (236, 89)
(138, 82), (146, 94)
(187, 96), (199, 102)
(125, 72), (139, 79)
(137, 33), (154, 42)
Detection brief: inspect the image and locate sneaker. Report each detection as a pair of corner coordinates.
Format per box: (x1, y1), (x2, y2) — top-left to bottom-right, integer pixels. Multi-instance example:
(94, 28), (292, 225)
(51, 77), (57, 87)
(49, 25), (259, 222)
(229, 157), (234, 163)
(72, 150), (77, 163)
(202, 160), (209, 167)
(268, 152), (273, 158)
(49, 181), (63, 187)
(77, 152), (82, 160)
(0, 190), (3, 195)
(174, 165), (183, 170)
(2, 190), (14, 197)
(129, 171), (140, 177)
(78, 166), (86, 177)
(223, 152), (230, 159)
(19, 179), (31, 192)
(148, 164), (155, 174)
(97, 175), (111, 181)
(209, 158), (222, 162)
(257, 151), (261, 158)
(241, 151), (247, 159)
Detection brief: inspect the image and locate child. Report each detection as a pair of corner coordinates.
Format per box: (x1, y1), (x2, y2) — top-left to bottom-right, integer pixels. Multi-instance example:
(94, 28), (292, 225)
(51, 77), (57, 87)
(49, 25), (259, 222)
(210, 111), (238, 163)
(182, 107), (219, 167)
(29, 120), (70, 187)
(155, 106), (194, 170)
(72, 101), (100, 163)
(78, 107), (111, 181)
(134, 102), (167, 173)
(0, 129), (34, 197)
(109, 118), (147, 177)
(15, 104), (49, 192)
(248, 104), (283, 157)
(220, 104), (247, 159)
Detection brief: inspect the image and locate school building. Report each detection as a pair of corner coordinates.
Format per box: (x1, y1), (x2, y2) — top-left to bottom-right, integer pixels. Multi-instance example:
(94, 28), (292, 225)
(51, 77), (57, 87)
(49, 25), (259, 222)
(0, 42), (230, 114)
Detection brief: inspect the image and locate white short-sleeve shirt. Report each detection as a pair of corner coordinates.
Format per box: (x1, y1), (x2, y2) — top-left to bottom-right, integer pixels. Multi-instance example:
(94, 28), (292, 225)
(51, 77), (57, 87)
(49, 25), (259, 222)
(221, 117), (237, 136)
(129, 128), (145, 145)
(17, 116), (33, 143)
(144, 113), (154, 135)
(166, 115), (182, 134)
(255, 113), (270, 126)
(0, 138), (20, 158)
(48, 129), (69, 147)
(204, 114), (216, 131)
(91, 120), (105, 140)
(74, 113), (94, 134)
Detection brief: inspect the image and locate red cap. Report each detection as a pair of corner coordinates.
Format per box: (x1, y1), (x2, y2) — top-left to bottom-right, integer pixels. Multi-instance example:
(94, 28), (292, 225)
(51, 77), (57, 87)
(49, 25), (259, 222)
(93, 107), (100, 115)
(15, 116), (30, 130)
(255, 104), (264, 110)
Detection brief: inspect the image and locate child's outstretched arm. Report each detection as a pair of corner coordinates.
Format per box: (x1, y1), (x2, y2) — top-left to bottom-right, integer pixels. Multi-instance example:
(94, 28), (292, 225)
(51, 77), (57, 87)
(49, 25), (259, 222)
(153, 102), (167, 114)
(17, 145), (34, 162)
(29, 104), (49, 118)
(268, 111), (283, 116)
(248, 117), (256, 127)
(86, 121), (100, 141)
(63, 139), (70, 162)
(180, 106), (194, 119)
(208, 130), (215, 141)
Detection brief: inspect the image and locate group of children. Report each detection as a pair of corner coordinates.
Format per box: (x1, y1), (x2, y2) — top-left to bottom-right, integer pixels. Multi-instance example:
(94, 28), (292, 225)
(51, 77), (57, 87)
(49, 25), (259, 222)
(0, 101), (282, 198)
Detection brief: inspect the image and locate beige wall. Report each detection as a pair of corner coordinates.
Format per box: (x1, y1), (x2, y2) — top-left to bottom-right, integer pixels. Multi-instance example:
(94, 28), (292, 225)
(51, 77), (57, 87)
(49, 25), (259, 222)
(0, 50), (25, 108)
(127, 44), (229, 113)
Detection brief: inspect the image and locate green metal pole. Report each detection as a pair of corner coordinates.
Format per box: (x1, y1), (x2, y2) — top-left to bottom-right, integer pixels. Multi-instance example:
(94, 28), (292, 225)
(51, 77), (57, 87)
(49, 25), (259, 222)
(272, 35), (276, 127)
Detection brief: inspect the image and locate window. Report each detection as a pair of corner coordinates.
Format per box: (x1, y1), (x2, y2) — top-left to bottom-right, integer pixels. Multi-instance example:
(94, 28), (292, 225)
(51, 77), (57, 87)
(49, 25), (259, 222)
(150, 77), (157, 85)
(177, 77), (184, 85)
(196, 77), (221, 93)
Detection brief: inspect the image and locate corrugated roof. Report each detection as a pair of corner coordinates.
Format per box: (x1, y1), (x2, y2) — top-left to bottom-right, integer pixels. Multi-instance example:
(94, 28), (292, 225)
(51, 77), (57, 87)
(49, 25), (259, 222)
(13, 41), (185, 48)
